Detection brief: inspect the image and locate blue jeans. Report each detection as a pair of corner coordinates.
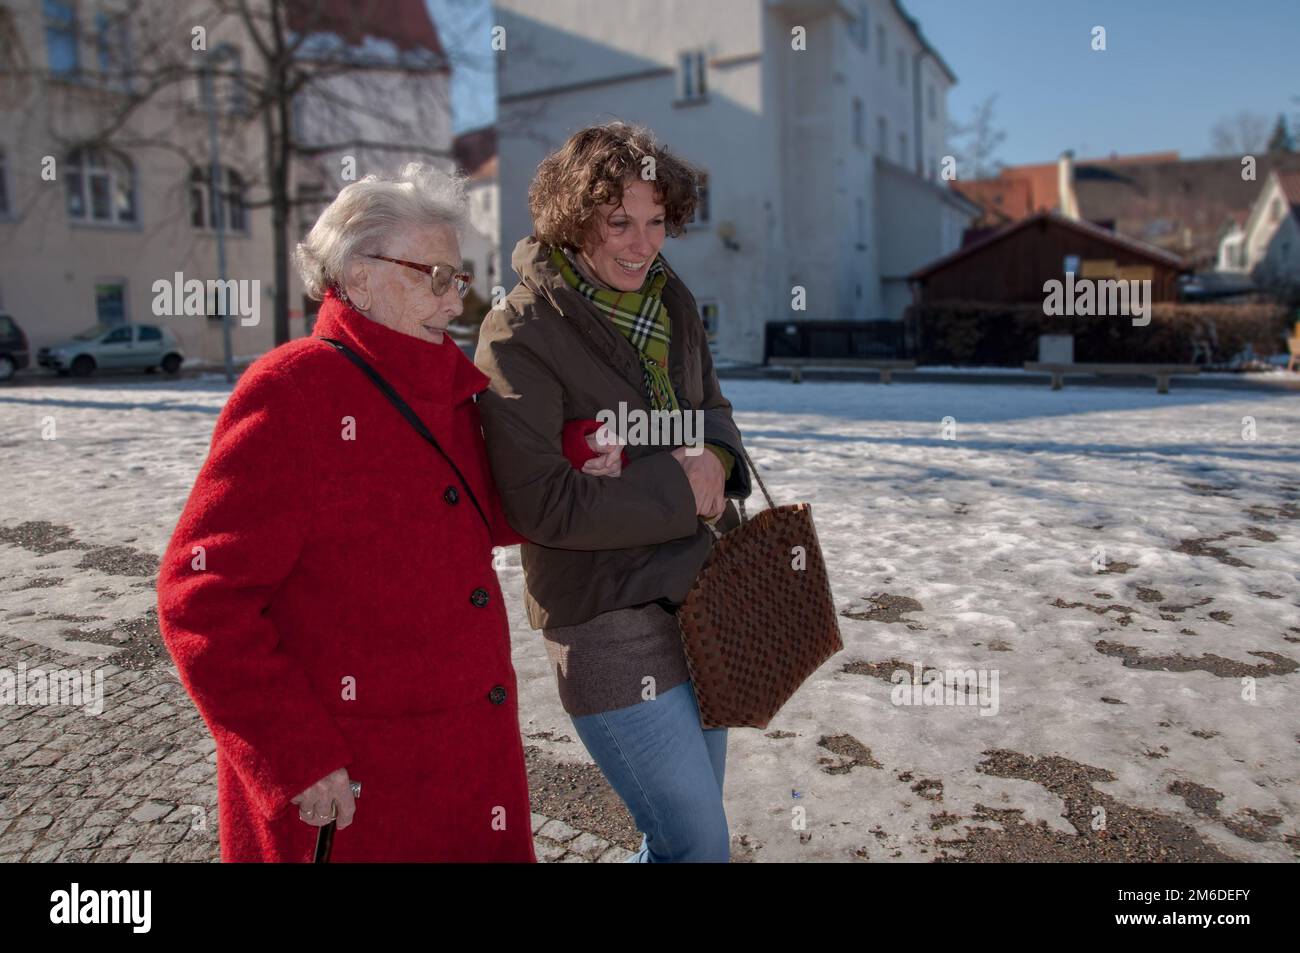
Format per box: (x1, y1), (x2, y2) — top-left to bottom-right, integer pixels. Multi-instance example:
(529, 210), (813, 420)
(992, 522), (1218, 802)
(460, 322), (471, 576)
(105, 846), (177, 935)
(569, 680), (729, 862)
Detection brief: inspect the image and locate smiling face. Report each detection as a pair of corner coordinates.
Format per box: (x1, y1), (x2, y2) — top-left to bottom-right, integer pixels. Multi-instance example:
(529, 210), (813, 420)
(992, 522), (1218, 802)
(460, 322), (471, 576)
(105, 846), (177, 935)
(344, 222), (464, 344)
(577, 178), (667, 291)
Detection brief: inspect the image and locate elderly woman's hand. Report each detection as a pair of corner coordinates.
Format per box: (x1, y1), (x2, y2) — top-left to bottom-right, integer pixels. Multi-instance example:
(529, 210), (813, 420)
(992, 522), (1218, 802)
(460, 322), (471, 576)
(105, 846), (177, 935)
(292, 767), (358, 829)
(580, 424), (625, 478)
(671, 446), (725, 519)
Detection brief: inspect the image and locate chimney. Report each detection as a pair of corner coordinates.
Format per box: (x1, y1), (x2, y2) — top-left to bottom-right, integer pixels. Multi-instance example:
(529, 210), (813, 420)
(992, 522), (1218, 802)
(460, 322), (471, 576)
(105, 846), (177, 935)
(1058, 150), (1080, 219)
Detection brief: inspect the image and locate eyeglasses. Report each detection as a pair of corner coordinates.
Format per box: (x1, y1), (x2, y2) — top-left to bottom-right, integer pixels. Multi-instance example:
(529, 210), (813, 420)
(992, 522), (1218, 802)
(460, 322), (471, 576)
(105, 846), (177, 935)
(365, 254), (473, 299)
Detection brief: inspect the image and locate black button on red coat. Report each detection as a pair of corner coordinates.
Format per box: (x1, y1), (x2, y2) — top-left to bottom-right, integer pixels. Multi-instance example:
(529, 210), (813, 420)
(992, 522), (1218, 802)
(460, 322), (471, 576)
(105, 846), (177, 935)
(470, 587), (489, 607)
(444, 486), (459, 504)
(488, 685), (507, 705)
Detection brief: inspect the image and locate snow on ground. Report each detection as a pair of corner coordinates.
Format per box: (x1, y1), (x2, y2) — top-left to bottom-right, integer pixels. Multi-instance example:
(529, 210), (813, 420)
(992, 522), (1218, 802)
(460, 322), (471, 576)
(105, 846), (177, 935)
(1, 376), (1297, 861)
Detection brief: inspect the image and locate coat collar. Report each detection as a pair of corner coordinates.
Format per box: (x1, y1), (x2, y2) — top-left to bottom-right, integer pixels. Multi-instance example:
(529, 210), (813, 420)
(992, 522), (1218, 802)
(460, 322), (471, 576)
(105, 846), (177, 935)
(512, 236), (695, 398)
(311, 288), (489, 406)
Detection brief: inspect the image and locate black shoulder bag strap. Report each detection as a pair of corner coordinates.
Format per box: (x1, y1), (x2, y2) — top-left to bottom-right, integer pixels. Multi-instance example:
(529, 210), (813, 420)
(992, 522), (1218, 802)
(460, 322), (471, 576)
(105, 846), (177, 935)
(319, 337), (492, 535)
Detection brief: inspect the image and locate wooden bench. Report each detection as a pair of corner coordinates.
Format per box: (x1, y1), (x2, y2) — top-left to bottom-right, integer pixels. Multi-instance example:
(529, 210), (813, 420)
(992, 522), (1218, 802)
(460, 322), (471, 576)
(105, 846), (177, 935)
(1024, 362), (1201, 394)
(769, 358), (917, 384)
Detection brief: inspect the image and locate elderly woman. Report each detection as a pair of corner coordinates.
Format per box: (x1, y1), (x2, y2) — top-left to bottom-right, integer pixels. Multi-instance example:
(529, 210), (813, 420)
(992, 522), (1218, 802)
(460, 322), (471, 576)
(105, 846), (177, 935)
(475, 122), (752, 862)
(156, 164), (536, 862)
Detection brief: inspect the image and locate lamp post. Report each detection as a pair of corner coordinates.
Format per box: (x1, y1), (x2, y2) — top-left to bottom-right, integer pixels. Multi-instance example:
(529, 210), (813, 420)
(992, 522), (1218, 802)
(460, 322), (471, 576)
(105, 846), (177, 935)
(200, 42), (235, 383)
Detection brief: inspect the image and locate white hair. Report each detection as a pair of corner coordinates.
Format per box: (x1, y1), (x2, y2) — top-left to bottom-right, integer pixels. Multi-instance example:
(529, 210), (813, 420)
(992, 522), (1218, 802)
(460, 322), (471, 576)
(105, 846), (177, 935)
(294, 162), (470, 301)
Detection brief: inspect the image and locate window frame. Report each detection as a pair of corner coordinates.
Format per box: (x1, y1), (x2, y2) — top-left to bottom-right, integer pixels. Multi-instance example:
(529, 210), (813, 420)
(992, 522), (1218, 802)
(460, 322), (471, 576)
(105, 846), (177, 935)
(66, 147), (137, 227)
(849, 0), (869, 50)
(44, 0), (80, 78)
(94, 9), (131, 89)
(677, 49), (708, 104)
(188, 164), (249, 235)
(688, 170), (711, 229)
(697, 298), (721, 350)
(0, 147), (10, 219)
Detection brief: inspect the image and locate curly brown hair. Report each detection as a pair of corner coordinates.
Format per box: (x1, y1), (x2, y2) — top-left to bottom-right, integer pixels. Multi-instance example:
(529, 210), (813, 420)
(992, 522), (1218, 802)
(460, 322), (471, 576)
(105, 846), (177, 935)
(528, 121), (702, 252)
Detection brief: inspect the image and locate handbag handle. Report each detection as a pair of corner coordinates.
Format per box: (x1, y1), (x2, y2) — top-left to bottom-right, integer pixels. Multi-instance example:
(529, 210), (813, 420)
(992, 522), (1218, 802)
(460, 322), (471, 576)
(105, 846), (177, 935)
(704, 441), (773, 537)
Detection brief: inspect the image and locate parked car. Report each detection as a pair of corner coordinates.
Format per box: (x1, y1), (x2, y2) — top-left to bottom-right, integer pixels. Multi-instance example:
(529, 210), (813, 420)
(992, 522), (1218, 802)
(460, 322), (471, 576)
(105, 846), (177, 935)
(0, 312), (31, 382)
(37, 323), (185, 377)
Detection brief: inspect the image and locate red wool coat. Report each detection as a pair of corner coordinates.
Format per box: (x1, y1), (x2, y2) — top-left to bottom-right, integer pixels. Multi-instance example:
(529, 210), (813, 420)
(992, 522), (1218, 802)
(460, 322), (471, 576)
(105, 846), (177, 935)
(156, 290), (535, 862)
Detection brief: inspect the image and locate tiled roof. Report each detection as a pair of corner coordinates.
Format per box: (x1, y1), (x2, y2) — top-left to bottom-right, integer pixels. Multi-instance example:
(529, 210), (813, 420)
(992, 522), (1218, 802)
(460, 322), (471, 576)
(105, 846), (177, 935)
(1073, 153), (1300, 267)
(1277, 169), (1300, 210)
(452, 126), (497, 179)
(951, 152), (1179, 229)
(908, 209), (1187, 281)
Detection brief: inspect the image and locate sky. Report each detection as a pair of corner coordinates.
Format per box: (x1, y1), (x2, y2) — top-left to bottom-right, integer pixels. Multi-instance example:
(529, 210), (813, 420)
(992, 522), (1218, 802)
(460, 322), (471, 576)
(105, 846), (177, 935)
(427, 0), (1298, 160)
(903, 0), (1299, 164)
(426, 0), (496, 134)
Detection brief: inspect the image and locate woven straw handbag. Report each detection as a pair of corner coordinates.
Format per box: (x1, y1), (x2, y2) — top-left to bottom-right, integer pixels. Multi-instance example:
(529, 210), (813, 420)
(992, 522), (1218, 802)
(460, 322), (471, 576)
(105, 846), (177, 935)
(676, 444), (843, 729)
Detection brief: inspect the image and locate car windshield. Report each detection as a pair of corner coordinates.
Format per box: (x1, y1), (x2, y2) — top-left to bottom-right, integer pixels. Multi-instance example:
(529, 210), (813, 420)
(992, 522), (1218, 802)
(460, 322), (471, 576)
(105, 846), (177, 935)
(72, 324), (111, 341)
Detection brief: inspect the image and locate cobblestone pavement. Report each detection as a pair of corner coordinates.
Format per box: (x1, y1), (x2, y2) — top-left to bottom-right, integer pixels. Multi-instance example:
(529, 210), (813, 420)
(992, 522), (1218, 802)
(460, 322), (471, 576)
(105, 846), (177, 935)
(0, 632), (631, 863)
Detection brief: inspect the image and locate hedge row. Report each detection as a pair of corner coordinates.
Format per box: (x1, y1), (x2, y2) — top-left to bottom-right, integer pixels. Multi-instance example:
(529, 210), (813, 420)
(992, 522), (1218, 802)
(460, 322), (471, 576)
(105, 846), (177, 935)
(904, 300), (1294, 366)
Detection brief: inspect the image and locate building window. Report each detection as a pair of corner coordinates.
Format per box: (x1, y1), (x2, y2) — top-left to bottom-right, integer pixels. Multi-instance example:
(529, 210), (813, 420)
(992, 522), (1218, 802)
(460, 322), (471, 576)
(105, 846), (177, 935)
(95, 10), (129, 80)
(194, 45), (248, 116)
(896, 48), (905, 86)
(0, 8), (18, 72)
(95, 281), (127, 326)
(224, 45), (248, 116)
(691, 171), (710, 225)
(927, 84), (936, 120)
(699, 299), (720, 347)
(876, 25), (886, 66)
(877, 116), (888, 153)
(849, 0), (868, 50)
(44, 0), (79, 76)
(189, 165), (247, 232)
(0, 148), (9, 218)
(852, 98), (864, 147)
(678, 50), (707, 102)
(66, 148), (136, 225)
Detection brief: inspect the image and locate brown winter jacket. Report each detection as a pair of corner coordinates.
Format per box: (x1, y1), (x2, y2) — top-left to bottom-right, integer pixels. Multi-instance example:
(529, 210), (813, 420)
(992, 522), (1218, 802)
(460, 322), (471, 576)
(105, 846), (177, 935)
(474, 236), (752, 629)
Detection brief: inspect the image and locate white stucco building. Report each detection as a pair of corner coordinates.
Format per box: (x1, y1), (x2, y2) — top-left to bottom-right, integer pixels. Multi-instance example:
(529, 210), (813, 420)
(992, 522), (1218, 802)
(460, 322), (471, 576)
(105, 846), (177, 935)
(494, 0), (978, 362)
(1216, 168), (1300, 294)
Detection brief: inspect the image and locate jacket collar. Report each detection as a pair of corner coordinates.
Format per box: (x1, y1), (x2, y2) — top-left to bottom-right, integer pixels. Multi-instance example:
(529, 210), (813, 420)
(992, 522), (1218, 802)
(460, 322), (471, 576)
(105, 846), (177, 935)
(512, 236), (691, 397)
(311, 287), (489, 406)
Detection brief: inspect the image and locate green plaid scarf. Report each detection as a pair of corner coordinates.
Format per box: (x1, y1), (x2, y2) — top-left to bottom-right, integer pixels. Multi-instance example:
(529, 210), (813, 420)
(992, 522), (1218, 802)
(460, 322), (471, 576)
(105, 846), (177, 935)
(550, 246), (679, 411)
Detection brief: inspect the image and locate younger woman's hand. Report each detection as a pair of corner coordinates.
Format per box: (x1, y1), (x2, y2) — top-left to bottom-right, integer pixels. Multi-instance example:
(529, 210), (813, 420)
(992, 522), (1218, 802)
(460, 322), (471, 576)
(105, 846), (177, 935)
(671, 446), (725, 519)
